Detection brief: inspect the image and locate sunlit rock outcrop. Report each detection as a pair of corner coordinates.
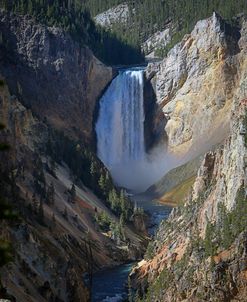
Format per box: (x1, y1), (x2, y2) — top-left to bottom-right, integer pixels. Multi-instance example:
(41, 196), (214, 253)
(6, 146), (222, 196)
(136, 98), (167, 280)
(132, 13), (247, 302)
(94, 3), (130, 28)
(147, 13), (241, 156)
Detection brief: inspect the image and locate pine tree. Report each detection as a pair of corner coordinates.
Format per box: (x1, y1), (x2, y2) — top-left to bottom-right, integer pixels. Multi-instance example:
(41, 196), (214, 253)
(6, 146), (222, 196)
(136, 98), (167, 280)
(108, 188), (118, 212)
(120, 189), (126, 212)
(105, 171), (111, 192)
(119, 213), (126, 240)
(204, 220), (216, 257)
(98, 174), (106, 193)
(90, 161), (96, 176)
(70, 183), (76, 203)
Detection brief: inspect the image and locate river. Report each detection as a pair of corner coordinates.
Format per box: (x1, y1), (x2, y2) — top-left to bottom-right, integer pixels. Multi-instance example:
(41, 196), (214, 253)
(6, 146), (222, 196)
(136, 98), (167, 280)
(92, 263), (133, 302)
(92, 198), (172, 301)
(93, 66), (172, 301)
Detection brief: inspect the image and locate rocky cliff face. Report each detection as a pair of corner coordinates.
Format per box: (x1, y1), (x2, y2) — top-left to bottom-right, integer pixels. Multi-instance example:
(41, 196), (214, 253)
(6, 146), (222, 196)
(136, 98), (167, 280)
(0, 81), (90, 302)
(0, 11), (147, 302)
(94, 3), (130, 28)
(0, 70), (146, 302)
(146, 13), (241, 157)
(132, 91), (247, 302)
(142, 27), (171, 57)
(0, 10), (114, 144)
(132, 14), (247, 302)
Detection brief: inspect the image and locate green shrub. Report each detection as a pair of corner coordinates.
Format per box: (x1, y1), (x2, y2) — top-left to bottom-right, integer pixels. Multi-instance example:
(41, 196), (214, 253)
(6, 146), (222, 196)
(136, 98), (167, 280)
(95, 211), (111, 231)
(203, 187), (247, 257)
(145, 241), (155, 260)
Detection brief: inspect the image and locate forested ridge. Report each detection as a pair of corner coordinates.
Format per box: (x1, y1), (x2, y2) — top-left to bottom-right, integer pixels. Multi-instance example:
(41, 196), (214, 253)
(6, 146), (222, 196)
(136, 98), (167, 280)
(0, 0), (144, 65)
(84, 0), (247, 57)
(1, 0), (247, 64)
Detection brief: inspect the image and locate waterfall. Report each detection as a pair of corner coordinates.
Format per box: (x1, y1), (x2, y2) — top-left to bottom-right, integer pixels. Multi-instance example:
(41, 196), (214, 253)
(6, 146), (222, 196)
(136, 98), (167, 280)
(96, 68), (146, 189)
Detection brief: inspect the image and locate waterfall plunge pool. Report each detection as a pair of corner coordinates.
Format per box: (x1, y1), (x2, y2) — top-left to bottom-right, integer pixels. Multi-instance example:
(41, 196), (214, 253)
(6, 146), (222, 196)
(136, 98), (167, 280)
(95, 67), (176, 193)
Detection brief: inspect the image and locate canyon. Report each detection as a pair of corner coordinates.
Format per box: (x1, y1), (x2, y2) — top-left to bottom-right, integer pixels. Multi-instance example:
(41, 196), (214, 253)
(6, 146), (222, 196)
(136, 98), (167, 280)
(131, 12), (247, 302)
(0, 5), (246, 302)
(0, 10), (147, 302)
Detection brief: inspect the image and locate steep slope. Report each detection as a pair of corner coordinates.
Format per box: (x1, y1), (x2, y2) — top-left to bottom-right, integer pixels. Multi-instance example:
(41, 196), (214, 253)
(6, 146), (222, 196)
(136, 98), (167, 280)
(0, 80), (90, 302)
(131, 15), (247, 302)
(0, 10), (114, 144)
(0, 75), (147, 302)
(0, 11), (147, 302)
(89, 0), (247, 60)
(132, 102), (247, 302)
(142, 13), (243, 201)
(94, 3), (130, 28)
(146, 13), (241, 156)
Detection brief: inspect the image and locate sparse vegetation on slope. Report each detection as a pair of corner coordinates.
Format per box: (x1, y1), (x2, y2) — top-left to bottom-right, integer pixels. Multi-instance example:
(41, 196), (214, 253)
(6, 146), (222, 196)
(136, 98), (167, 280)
(45, 128), (135, 222)
(139, 187), (247, 302)
(0, 78), (147, 301)
(134, 96), (247, 301)
(204, 187), (247, 256)
(159, 176), (196, 206)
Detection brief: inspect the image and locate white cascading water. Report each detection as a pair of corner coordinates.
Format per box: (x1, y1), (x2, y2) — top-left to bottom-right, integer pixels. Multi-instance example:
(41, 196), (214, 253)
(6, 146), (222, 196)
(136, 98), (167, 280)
(96, 68), (146, 190)
(96, 68), (177, 191)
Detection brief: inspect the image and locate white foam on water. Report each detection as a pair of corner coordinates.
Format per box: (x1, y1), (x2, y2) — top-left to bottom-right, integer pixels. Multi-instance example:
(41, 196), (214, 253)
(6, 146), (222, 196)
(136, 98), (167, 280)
(102, 293), (124, 302)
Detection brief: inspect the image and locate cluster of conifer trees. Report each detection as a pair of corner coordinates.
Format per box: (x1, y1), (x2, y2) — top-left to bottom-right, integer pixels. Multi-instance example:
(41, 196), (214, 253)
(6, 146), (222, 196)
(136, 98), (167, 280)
(0, 0), (144, 65)
(84, 0), (247, 58)
(45, 128), (135, 222)
(2, 0), (247, 64)
(2, 0), (247, 63)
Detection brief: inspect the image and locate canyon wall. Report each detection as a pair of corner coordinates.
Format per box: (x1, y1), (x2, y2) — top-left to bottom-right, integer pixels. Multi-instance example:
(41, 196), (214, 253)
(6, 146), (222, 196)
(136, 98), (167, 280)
(146, 13), (241, 157)
(0, 78), (146, 301)
(132, 14), (247, 302)
(132, 97), (247, 302)
(0, 10), (114, 144)
(0, 11), (147, 302)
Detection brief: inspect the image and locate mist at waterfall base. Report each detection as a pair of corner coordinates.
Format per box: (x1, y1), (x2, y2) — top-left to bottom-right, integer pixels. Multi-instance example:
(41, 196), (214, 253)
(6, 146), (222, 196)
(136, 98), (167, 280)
(96, 68), (177, 192)
(105, 145), (177, 192)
